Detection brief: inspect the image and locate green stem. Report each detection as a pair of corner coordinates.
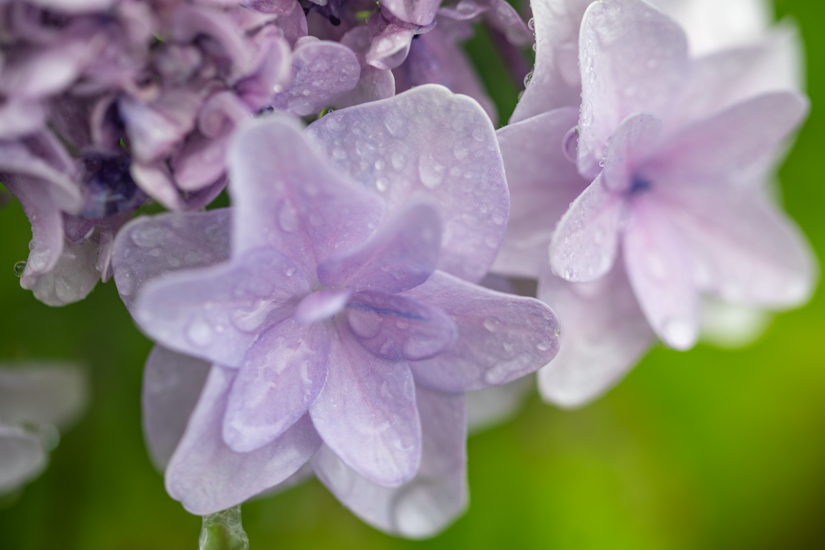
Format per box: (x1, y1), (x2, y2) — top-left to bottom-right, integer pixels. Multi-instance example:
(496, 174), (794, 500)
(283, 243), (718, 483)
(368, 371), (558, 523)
(199, 505), (249, 550)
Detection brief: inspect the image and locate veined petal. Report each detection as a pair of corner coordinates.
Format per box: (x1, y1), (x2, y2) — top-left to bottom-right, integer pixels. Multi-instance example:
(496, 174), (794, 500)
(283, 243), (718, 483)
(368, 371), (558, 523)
(317, 202), (441, 294)
(550, 173), (624, 283)
(307, 85), (509, 283)
(223, 321), (329, 452)
(312, 386), (466, 539)
(166, 365), (322, 515)
(309, 322), (421, 486)
(403, 271), (560, 392)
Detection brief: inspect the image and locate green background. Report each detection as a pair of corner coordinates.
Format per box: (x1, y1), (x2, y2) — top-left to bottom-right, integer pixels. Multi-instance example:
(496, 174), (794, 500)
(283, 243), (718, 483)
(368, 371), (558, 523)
(1, 0), (824, 548)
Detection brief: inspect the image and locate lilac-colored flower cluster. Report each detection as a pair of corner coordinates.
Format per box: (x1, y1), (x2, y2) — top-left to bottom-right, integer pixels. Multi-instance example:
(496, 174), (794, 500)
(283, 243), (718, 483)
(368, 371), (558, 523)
(0, 0), (814, 541)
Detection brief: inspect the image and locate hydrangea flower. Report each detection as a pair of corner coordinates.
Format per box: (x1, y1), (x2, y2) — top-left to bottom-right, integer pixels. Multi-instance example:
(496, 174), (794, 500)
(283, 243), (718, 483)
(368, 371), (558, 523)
(112, 86), (560, 537)
(0, 364), (87, 494)
(492, 0), (815, 407)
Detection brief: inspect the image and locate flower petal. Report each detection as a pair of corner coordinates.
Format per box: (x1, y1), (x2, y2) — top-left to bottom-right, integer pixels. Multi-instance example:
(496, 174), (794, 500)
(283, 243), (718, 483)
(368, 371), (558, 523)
(142, 346), (211, 471)
(0, 425), (46, 494)
(550, 173), (624, 283)
(403, 271), (560, 392)
(134, 248), (310, 368)
(166, 365), (322, 515)
(602, 113), (663, 193)
(623, 195), (698, 350)
(112, 210), (232, 312)
(577, 0), (689, 176)
(318, 202), (441, 294)
(537, 262), (654, 408)
(492, 107), (587, 278)
(223, 321), (329, 452)
(309, 322), (421, 486)
(345, 291), (457, 361)
(24, 239), (100, 307)
(382, 0), (440, 26)
(307, 85), (509, 283)
(228, 116), (385, 275)
(0, 364), (87, 428)
(465, 376), (534, 433)
(312, 385), (466, 539)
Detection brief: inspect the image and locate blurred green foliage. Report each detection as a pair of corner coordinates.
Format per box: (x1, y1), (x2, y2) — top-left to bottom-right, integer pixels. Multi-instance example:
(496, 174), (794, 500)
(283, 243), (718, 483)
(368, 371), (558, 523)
(1, 0), (825, 548)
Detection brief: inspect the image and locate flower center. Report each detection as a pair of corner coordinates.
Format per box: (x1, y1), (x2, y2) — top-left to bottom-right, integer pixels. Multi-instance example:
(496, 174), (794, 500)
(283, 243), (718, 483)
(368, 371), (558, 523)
(629, 175), (652, 195)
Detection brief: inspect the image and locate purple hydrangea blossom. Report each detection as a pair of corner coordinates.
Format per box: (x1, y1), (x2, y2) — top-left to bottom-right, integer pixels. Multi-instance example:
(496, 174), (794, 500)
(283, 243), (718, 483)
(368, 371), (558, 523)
(492, 0), (815, 407)
(112, 86), (560, 536)
(0, 364), (87, 494)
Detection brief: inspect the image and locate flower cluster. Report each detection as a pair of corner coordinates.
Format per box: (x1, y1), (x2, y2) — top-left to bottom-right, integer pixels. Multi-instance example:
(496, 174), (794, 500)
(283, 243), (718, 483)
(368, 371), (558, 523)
(0, 0), (814, 542)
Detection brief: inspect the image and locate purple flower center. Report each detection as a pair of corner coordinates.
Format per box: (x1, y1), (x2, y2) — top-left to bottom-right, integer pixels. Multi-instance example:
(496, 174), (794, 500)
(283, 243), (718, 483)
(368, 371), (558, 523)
(80, 153), (147, 219)
(629, 175), (652, 195)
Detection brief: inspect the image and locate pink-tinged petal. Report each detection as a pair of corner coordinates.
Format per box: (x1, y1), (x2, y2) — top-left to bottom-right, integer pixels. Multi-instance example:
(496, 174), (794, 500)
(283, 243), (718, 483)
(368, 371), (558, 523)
(646, 92), (809, 189)
(27, 0), (115, 12)
(228, 116), (384, 274)
(3, 179), (64, 282)
(0, 99), (47, 139)
(0, 140), (82, 213)
(166, 365), (322, 514)
(657, 185), (815, 308)
(510, 0), (592, 124)
(345, 291), (457, 361)
(0, 425), (46, 494)
(0, 364), (87, 428)
(675, 25), (804, 128)
(25, 239), (99, 306)
(537, 261), (654, 408)
(112, 210), (231, 311)
(312, 386), (466, 539)
(223, 321), (329, 453)
(623, 195), (697, 350)
(270, 39), (361, 116)
(492, 107), (587, 278)
(366, 24), (415, 71)
(135, 248), (310, 368)
(602, 113), (663, 193)
(235, 31), (293, 112)
(550, 173), (624, 283)
(142, 346), (211, 471)
(393, 28), (496, 124)
(577, 0), (689, 176)
(465, 377), (533, 433)
(295, 289), (352, 324)
(273, 1), (309, 45)
(318, 202), (441, 294)
(403, 271), (560, 392)
(119, 90), (202, 164)
(130, 162), (183, 210)
(309, 322), (420, 486)
(382, 0), (440, 26)
(307, 85), (509, 283)
(172, 134), (232, 193)
(335, 27), (395, 109)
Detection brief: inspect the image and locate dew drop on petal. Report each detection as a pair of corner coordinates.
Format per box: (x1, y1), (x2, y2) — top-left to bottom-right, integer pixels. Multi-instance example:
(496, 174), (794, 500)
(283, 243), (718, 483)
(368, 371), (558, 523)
(562, 126), (579, 163)
(278, 200), (299, 233)
(187, 317), (213, 346)
(662, 319), (694, 349)
(418, 155), (445, 189)
(483, 316), (502, 333)
(13, 260), (26, 278)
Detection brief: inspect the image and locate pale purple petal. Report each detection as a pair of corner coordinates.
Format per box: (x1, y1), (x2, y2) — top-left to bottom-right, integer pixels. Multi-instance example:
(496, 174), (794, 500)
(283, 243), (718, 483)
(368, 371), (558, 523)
(312, 386), (466, 539)
(492, 107), (586, 278)
(120, 90), (202, 164)
(465, 376), (533, 433)
(142, 346), (211, 471)
(0, 36), (101, 98)
(645, 92), (809, 189)
(309, 322), (420, 486)
(0, 140), (82, 212)
(335, 26), (395, 108)
(345, 291), (457, 361)
(510, 0), (591, 123)
(27, 0), (115, 13)
(550, 173), (624, 283)
(223, 321), (329, 452)
(536, 261), (654, 408)
(25, 239), (100, 306)
(658, 185), (815, 308)
(235, 31), (293, 111)
(228, 116), (384, 274)
(577, 0), (689, 176)
(485, 0), (533, 46)
(112, 210), (231, 311)
(270, 38), (361, 116)
(382, 0), (440, 26)
(172, 134), (233, 193)
(166, 365), (322, 515)
(403, 271), (560, 392)
(0, 99), (47, 139)
(317, 202), (441, 294)
(295, 289), (352, 324)
(366, 24), (416, 71)
(602, 113), (663, 193)
(0, 425), (46, 494)
(130, 162), (183, 210)
(134, 248), (310, 368)
(0, 364), (87, 428)
(307, 85), (509, 283)
(623, 195), (697, 350)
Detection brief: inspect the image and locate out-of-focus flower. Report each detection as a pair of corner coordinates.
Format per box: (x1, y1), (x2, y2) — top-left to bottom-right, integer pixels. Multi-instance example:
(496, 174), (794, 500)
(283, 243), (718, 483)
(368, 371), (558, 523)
(112, 86), (560, 537)
(493, 0), (815, 407)
(0, 364), (87, 495)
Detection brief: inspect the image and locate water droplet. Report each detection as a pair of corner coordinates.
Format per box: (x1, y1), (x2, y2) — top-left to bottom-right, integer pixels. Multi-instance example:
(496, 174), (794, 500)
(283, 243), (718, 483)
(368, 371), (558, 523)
(199, 505), (249, 550)
(376, 178), (388, 192)
(523, 71), (533, 88)
(374, 159), (386, 171)
(562, 126), (579, 163)
(536, 340), (553, 351)
(332, 148), (347, 160)
(391, 151), (405, 171)
(483, 364), (511, 385)
(564, 267), (575, 280)
(383, 112), (409, 138)
(483, 316), (502, 332)
(278, 201), (299, 233)
(13, 260), (26, 278)
(285, 267), (296, 277)
(326, 114), (346, 132)
(187, 317), (213, 347)
(418, 155), (445, 189)
(472, 126), (486, 142)
(131, 226), (167, 248)
(527, 17), (535, 32)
